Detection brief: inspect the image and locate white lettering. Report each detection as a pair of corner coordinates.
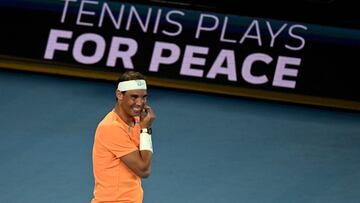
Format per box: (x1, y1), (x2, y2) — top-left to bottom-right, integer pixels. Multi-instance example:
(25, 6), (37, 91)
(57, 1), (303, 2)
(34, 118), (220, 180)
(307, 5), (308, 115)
(98, 2), (125, 29)
(220, 17), (236, 44)
(240, 20), (262, 46)
(149, 41), (180, 72)
(273, 56), (300, 88)
(44, 29), (73, 59)
(207, 49), (237, 81)
(72, 33), (105, 64)
(195, 14), (219, 39)
(180, 45), (208, 77)
(106, 37), (138, 69)
(60, 0), (77, 23)
(242, 53), (272, 84)
(76, 0), (98, 27)
(285, 25), (307, 51)
(126, 6), (152, 32)
(162, 10), (184, 36)
(266, 21), (287, 48)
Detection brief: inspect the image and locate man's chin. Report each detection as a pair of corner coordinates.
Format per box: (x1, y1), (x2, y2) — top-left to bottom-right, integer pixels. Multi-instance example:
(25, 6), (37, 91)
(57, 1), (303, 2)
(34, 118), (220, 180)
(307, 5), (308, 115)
(131, 110), (141, 117)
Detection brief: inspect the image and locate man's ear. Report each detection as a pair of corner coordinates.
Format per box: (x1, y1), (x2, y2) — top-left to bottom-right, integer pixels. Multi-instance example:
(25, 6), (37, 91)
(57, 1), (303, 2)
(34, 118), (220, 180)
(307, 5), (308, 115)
(115, 90), (123, 101)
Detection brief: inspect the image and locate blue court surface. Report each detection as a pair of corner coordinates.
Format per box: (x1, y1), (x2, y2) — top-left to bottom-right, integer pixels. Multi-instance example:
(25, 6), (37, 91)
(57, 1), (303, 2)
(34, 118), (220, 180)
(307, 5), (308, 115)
(0, 69), (359, 203)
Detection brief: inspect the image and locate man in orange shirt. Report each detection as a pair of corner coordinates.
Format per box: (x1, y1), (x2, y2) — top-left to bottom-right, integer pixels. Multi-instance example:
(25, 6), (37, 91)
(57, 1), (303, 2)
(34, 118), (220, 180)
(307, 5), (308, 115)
(91, 71), (155, 203)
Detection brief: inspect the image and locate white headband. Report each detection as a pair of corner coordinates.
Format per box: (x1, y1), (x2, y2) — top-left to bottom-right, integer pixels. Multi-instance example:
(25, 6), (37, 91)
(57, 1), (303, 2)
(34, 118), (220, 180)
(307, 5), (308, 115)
(118, 80), (147, 91)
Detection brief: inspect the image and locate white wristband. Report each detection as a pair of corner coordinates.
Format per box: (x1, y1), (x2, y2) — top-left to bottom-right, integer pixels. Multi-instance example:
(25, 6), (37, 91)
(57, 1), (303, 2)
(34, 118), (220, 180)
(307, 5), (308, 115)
(140, 132), (153, 153)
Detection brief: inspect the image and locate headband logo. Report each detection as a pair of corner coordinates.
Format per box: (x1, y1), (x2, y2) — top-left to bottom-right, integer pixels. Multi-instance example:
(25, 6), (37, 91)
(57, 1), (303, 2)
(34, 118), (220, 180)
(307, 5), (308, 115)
(137, 80), (144, 86)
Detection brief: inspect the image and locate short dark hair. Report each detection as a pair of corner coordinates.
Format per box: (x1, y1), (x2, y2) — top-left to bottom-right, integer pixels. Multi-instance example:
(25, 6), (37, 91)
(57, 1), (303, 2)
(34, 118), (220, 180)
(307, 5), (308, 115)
(116, 71), (146, 84)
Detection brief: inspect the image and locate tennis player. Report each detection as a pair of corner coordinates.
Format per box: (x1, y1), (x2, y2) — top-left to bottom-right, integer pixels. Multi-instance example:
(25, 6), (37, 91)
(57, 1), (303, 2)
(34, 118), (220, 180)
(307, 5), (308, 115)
(90, 71), (155, 203)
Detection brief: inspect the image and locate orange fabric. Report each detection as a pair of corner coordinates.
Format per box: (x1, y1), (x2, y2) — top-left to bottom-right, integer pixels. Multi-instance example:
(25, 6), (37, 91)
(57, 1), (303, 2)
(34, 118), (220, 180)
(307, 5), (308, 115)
(91, 111), (143, 203)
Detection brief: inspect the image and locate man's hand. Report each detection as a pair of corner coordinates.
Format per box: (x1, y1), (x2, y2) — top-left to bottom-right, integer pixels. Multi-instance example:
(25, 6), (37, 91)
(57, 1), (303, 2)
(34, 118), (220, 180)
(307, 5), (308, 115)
(140, 105), (156, 128)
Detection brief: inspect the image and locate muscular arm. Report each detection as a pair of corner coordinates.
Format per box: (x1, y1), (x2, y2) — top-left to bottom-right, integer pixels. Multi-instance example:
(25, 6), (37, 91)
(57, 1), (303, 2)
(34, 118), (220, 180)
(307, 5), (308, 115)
(121, 104), (155, 178)
(121, 150), (153, 178)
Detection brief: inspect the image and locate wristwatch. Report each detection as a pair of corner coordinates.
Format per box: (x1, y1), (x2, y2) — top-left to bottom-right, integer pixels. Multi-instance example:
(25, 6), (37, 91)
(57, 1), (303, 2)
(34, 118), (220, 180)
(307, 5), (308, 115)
(141, 128), (152, 134)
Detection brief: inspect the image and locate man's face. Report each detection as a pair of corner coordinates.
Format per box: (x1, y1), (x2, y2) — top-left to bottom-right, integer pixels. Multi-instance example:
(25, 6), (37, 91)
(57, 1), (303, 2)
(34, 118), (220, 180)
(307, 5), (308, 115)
(119, 89), (148, 117)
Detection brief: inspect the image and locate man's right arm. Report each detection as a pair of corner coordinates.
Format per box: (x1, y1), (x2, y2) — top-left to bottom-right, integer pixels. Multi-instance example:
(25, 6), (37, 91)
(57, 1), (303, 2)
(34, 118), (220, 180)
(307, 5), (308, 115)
(121, 150), (152, 178)
(121, 104), (156, 178)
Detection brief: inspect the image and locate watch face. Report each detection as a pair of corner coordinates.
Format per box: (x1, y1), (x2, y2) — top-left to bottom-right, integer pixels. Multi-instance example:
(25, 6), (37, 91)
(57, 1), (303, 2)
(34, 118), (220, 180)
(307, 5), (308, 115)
(141, 128), (152, 134)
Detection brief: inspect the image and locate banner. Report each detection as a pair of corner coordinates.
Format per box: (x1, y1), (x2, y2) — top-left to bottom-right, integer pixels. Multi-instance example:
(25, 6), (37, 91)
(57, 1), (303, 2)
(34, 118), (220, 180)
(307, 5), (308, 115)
(1, 0), (359, 110)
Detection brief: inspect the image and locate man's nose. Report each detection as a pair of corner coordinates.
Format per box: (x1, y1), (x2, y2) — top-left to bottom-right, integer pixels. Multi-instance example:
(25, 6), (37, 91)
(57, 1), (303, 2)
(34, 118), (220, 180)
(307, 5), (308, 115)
(135, 97), (145, 105)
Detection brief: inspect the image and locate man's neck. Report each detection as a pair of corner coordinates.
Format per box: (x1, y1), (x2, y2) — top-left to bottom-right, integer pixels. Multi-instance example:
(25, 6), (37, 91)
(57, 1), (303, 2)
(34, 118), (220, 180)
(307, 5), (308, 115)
(113, 105), (134, 126)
